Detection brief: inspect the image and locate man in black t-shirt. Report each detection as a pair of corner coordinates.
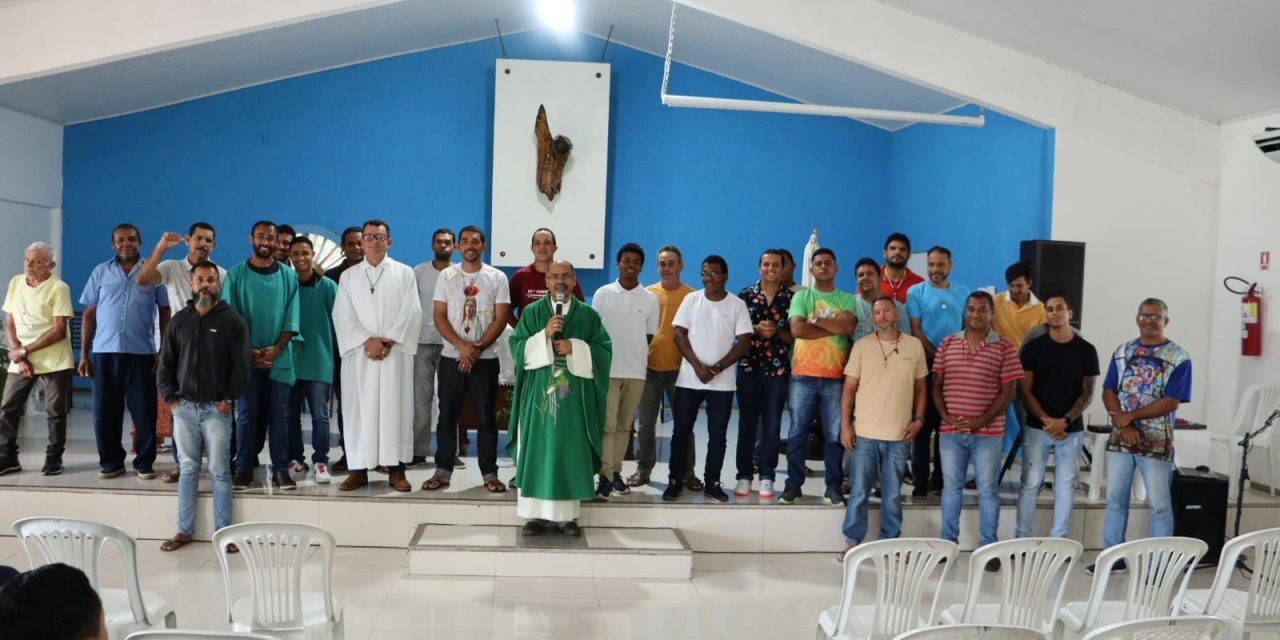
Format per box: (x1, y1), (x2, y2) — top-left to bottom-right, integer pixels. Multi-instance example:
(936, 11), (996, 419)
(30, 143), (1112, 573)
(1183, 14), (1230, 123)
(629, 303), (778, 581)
(1015, 291), (1099, 538)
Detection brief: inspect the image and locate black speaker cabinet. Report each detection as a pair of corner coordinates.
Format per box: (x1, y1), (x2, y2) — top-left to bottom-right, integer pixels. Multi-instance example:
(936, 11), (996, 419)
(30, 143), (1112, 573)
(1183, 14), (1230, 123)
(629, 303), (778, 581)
(1172, 467), (1228, 565)
(1019, 240), (1085, 329)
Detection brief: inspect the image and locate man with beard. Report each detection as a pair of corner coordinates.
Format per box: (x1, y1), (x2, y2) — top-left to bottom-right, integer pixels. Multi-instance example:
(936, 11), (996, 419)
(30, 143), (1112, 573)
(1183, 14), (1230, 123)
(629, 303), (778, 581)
(333, 220), (422, 492)
(79, 224), (171, 479)
(509, 260), (611, 535)
(880, 233), (923, 304)
(507, 228), (583, 325)
(274, 224), (296, 267)
(905, 246), (971, 498)
(325, 226), (364, 473)
(222, 220), (300, 491)
(0, 242), (75, 476)
(423, 226), (511, 493)
(853, 258), (910, 341)
(411, 228), (455, 468)
(137, 222), (227, 482)
(157, 261), (250, 552)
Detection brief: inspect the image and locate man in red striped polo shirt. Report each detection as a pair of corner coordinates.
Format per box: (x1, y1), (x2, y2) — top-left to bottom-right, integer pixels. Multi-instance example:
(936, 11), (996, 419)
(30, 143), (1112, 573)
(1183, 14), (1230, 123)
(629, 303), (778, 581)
(932, 291), (1022, 569)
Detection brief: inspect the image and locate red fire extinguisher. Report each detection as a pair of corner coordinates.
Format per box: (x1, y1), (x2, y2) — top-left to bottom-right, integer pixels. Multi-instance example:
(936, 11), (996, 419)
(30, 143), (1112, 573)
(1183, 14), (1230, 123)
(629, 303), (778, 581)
(1227, 277), (1263, 356)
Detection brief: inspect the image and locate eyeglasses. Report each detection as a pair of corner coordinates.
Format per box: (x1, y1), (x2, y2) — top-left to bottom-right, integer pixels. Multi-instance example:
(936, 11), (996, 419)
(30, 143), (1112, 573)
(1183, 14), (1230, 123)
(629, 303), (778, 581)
(364, 234), (389, 242)
(1137, 313), (1166, 322)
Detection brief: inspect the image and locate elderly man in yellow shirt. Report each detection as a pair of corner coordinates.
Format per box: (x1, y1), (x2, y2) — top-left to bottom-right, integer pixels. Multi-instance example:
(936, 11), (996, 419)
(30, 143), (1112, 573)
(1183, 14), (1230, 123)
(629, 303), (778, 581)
(992, 262), (1046, 348)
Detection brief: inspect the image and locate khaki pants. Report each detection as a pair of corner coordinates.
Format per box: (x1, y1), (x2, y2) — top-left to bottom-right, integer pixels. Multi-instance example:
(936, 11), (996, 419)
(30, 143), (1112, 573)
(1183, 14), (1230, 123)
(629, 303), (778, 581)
(600, 378), (645, 478)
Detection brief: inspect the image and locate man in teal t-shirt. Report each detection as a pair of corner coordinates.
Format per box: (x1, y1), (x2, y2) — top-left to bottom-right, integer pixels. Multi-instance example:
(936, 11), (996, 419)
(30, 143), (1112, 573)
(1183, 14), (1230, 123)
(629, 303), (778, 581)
(221, 221), (301, 491)
(285, 236), (337, 484)
(780, 248), (858, 506)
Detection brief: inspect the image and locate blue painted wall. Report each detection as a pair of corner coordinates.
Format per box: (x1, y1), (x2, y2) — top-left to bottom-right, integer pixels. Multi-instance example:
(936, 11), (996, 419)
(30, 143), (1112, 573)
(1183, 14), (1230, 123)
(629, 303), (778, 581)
(61, 30), (1051, 305)
(62, 30), (892, 299)
(888, 105), (1055, 289)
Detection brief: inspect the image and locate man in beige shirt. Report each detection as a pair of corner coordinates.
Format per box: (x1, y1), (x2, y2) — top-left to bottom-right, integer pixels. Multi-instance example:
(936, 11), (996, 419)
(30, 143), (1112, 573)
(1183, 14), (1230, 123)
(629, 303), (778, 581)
(838, 295), (927, 558)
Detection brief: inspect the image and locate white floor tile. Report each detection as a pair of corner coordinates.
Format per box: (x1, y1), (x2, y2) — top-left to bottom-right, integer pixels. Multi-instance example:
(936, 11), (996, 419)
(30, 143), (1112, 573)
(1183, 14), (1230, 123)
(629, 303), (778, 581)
(494, 576), (598, 601)
(489, 597), (606, 638)
(375, 594), (493, 631)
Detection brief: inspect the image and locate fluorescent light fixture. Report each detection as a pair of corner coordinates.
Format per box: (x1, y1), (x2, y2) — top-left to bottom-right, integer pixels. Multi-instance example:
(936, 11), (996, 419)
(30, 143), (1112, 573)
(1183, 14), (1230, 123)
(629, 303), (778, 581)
(538, 0), (575, 31)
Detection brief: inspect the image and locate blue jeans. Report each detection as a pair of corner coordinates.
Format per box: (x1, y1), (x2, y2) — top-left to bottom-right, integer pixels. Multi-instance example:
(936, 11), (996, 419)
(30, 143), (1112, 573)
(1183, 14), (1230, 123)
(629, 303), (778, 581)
(784, 376), (844, 492)
(288, 380), (331, 465)
(736, 370), (789, 481)
(1016, 428), (1083, 538)
(940, 433), (1002, 545)
(173, 401), (232, 536)
(234, 370), (291, 473)
(1103, 451), (1174, 548)
(91, 353), (158, 472)
(843, 437), (909, 544)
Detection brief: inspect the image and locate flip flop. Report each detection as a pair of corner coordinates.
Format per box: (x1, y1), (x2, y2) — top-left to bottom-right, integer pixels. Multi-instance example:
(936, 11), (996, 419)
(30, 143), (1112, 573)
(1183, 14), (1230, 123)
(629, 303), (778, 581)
(483, 476), (507, 493)
(421, 474), (451, 491)
(160, 536), (193, 552)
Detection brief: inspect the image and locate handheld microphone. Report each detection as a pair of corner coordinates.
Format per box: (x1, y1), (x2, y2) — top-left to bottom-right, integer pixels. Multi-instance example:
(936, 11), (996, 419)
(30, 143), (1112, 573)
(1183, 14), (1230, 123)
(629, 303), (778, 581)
(553, 292), (566, 341)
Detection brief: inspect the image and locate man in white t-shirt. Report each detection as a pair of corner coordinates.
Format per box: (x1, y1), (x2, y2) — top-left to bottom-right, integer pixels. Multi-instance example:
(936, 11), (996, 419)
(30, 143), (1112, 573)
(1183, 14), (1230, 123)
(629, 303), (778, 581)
(422, 225), (511, 494)
(410, 228), (455, 468)
(662, 255), (753, 503)
(591, 242), (659, 500)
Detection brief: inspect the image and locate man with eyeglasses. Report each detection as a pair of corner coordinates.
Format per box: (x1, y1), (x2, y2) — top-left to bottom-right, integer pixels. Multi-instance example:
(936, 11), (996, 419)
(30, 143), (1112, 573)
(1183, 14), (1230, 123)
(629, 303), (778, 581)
(933, 291), (1022, 570)
(1090, 298), (1191, 574)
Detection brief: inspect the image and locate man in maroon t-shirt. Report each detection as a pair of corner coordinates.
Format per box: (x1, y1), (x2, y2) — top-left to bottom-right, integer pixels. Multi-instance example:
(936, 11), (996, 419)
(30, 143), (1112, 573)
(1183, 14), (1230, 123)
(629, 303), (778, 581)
(507, 227), (583, 325)
(880, 232), (924, 304)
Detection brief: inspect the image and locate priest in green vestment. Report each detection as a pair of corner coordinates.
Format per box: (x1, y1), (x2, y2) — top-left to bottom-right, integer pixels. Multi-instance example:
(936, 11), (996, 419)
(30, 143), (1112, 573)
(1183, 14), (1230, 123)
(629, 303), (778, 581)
(508, 260), (612, 536)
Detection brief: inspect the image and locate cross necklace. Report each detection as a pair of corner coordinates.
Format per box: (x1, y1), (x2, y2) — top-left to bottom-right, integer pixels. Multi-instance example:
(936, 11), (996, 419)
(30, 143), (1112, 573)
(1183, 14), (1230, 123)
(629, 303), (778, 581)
(364, 266), (387, 294)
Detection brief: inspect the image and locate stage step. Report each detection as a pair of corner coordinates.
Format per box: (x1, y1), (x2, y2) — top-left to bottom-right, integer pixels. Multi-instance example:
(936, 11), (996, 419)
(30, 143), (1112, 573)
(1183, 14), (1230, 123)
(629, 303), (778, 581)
(408, 523), (693, 579)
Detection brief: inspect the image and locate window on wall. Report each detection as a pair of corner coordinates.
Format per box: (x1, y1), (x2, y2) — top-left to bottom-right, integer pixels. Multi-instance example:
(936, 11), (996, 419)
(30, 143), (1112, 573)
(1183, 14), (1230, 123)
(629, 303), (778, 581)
(294, 225), (344, 271)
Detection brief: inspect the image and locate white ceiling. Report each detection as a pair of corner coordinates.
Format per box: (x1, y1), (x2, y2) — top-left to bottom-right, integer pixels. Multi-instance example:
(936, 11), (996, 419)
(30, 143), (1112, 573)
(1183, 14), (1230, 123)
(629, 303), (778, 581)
(0, 0), (967, 130)
(882, 0), (1280, 122)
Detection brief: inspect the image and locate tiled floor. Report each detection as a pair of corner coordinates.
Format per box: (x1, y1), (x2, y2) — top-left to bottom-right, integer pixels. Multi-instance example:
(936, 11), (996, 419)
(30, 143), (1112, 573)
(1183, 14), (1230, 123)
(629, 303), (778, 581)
(0, 537), (1246, 640)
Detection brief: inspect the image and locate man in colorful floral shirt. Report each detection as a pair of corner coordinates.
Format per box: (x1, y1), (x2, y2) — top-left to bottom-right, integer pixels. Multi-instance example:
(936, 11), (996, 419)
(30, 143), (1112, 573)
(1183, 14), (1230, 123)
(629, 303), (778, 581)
(1093, 297), (1192, 574)
(734, 249), (794, 499)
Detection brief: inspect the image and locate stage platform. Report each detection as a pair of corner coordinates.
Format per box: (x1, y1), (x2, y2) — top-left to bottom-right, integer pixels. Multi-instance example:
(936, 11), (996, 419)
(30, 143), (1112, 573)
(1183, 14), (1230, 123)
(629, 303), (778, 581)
(1, 396), (1277, 554)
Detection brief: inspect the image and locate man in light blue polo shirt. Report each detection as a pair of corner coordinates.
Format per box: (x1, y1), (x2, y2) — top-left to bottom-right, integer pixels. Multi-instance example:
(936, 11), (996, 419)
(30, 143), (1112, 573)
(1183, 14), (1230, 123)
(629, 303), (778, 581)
(78, 223), (171, 479)
(905, 245), (970, 498)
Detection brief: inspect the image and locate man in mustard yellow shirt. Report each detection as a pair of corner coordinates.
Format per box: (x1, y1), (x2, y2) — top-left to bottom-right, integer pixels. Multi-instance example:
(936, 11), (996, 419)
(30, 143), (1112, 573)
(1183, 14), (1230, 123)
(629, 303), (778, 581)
(992, 262), (1046, 349)
(0, 242), (75, 476)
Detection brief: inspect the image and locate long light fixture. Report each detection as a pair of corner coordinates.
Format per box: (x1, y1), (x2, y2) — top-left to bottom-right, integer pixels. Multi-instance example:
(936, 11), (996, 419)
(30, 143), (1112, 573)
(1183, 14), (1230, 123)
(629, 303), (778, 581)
(659, 4), (985, 128)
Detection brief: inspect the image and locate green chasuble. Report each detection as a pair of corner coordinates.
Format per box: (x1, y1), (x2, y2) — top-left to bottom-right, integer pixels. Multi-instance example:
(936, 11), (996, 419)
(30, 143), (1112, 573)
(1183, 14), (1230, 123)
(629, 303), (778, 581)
(508, 296), (612, 501)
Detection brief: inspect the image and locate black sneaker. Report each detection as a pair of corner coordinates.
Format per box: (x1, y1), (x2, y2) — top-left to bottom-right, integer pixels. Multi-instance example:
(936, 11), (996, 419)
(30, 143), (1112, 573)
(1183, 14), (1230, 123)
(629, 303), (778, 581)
(662, 482), (683, 502)
(454, 457), (467, 469)
(272, 470), (297, 491)
(704, 482), (729, 503)
(595, 476), (612, 501)
(610, 473), (631, 496)
(1086, 559), (1127, 576)
(0, 457), (21, 476)
(911, 485), (928, 498)
(778, 484), (803, 505)
(404, 456), (428, 469)
(41, 458), (62, 476)
(232, 468), (253, 491)
(824, 489), (846, 506)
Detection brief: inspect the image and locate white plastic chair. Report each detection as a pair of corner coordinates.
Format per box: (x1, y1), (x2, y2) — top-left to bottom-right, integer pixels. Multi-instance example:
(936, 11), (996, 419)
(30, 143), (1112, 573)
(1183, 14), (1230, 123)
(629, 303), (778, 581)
(895, 624), (1048, 640)
(13, 516), (176, 640)
(1081, 616), (1228, 640)
(940, 538), (1082, 634)
(213, 522), (343, 640)
(818, 538), (959, 640)
(127, 632), (279, 640)
(1055, 537), (1208, 640)
(1180, 527), (1280, 640)
(1210, 382), (1280, 497)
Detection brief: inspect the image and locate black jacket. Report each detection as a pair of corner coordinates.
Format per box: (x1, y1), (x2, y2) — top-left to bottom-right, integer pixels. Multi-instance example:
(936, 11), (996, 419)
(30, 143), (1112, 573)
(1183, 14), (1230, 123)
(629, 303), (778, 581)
(158, 300), (252, 404)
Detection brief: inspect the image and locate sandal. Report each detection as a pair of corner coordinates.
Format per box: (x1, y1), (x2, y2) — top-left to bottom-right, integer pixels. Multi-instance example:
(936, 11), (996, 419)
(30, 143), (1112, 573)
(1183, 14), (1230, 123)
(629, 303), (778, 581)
(160, 535), (193, 552)
(483, 475), (507, 493)
(625, 471), (650, 487)
(226, 543), (239, 554)
(421, 473), (451, 491)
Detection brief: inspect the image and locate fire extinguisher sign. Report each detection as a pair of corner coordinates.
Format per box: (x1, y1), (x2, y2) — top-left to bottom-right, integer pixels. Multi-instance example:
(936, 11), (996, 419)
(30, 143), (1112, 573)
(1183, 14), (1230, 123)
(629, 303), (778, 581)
(1263, 251), (1271, 270)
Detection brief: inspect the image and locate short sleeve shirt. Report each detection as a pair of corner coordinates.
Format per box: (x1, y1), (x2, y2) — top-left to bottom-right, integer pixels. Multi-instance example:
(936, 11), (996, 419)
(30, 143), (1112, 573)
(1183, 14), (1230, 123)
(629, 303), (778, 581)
(646, 283), (695, 372)
(79, 257), (170, 355)
(1020, 332), (1100, 432)
(508, 263), (583, 319)
(853, 295), (911, 342)
(671, 290), (752, 392)
(845, 333), (928, 441)
(414, 261), (449, 345)
(3, 275), (74, 374)
(906, 281), (971, 349)
(880, 266), (924, 303)
(156, 258), (227, 309)
(1102, 339), (1192, 461)
(592, 281), (659, 380)
(434, 264), (510, 360)
(788, 286), (859, 379)
(737, 282), (794, 376)
(933, 330), (1023, 436)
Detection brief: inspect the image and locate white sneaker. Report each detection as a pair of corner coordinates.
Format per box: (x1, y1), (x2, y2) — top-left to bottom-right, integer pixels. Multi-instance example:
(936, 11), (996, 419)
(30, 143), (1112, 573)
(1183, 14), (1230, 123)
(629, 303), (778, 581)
(733, 478), (752, 497)
(288, 460), (307, 478)
(758, 479), (775, 499)
(314, 463), (331, 484)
